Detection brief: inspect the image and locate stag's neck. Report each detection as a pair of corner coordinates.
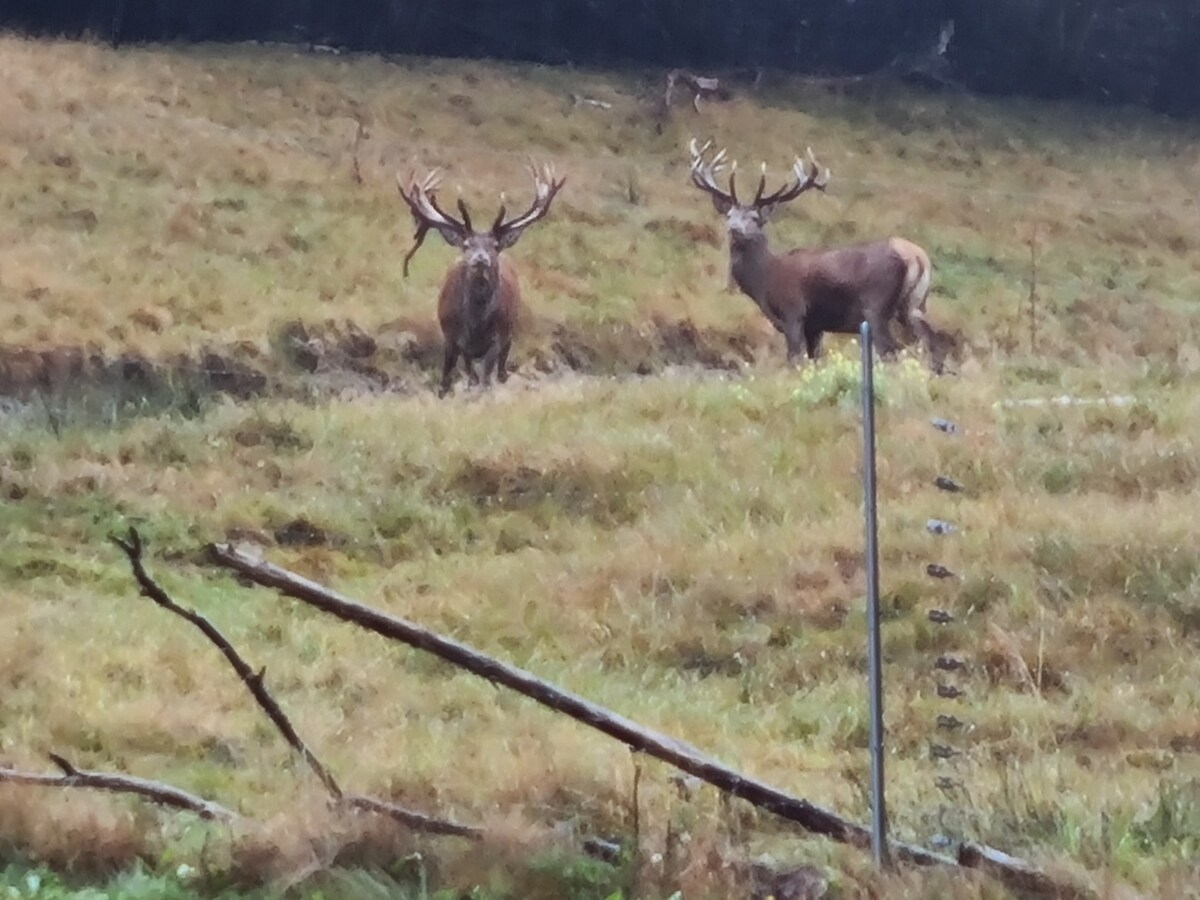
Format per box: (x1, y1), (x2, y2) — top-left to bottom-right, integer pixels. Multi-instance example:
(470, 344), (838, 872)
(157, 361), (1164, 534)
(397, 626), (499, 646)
(729, 238), (775, 310)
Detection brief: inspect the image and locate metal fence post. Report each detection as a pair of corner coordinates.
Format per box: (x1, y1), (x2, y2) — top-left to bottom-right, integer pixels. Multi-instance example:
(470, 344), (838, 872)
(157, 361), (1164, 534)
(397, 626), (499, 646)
(860, 321), (890, 868)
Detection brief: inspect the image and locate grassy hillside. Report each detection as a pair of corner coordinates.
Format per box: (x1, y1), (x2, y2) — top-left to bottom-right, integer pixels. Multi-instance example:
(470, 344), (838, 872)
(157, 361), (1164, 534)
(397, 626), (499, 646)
(1, 34), (1198, 899)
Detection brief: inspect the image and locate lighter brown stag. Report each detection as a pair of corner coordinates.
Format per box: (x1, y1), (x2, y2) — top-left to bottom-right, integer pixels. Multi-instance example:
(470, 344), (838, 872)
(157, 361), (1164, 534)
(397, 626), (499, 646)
(687, 139), (946, 370)
(398, 165), (565, 395)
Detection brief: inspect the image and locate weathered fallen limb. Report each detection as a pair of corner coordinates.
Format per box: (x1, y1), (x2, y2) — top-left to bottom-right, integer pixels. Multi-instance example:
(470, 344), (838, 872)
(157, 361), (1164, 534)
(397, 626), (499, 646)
(959, 843), (1097, 900)
(569, 93), (612, 110)
(350, 117), (366, 185)
(345, 795), (482, 839)
(205, 542), (949, 867)
(0, 753), (236, 821)
(114, 528), (482, 840)
(113, 529), (342, 800)
(208, 544), (1104, 896)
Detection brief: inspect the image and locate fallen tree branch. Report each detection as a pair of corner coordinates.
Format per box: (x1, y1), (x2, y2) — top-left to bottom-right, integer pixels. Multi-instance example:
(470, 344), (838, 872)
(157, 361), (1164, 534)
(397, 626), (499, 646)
(114, 528), (481, 840)
(113, 528), (342, 801)
(959, 843), (1097, 900)
(205, 542), (948, 866)
(0, 754), (236, 821)
(350, 117), (366, 185)
(569, 93), (612, 110)
(207, 544), (1103, 896)
(345, 795), (482, 838)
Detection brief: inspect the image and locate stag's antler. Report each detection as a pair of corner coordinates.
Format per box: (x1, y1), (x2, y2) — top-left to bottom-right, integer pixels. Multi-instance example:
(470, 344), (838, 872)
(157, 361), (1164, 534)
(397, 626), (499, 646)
(689, 138), (830, 211)
(492, 163), (566, 247)
(688, 138), (738, 206)
(397, 169), (471, 277)
(752, 147), (830, 208)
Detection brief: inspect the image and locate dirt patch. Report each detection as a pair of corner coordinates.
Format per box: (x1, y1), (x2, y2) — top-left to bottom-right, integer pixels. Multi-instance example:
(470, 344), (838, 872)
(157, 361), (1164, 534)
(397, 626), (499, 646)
(662, 639), (747, 678)
(273, 518), (334, 547)
(0, 315), (773, 419)
(445, 457), (650, 528)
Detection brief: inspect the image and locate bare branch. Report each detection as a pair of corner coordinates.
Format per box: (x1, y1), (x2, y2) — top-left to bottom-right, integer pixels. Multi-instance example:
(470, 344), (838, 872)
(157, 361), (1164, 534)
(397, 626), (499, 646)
(345, 795), (482, 839)
(664, 70), (729, 115)
(113, 528), (480, 840)
(111, 528), (343, 801)
(569, 93), (612, 110)
(350, 117), (366, 186)
(959, 843), (1098, 900)
(206, 544), (1106, 896)
(205, 542), (949, 866)
(0, 756), (236, 821)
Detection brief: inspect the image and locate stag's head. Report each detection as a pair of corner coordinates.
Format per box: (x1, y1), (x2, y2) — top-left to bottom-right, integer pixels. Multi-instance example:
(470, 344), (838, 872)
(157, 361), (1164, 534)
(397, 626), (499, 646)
(687, 139), (830, 249)
(398, 165), (566, 294)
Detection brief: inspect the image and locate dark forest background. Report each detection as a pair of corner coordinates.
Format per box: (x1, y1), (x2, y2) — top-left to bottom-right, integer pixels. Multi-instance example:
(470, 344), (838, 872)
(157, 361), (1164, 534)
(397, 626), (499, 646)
(2, 0), (1199, 116)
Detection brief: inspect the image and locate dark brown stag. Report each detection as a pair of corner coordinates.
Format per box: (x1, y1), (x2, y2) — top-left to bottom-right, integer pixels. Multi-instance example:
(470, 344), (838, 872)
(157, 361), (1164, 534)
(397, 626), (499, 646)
(687, 139), (947, 370)
(398, 165), (565, 395)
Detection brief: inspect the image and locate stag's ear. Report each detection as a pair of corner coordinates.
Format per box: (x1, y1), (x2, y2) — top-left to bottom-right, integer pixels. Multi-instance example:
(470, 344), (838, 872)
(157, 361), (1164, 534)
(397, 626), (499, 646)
(429, 223), (469, 249)
(756, 202), (779, 223)
(494, 227), (526, 250)
(710, 194), (734, 216)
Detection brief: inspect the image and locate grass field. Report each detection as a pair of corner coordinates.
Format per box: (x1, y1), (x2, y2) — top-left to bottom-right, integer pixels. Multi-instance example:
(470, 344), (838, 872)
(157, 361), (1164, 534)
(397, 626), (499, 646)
(1, 33), (1199, 900)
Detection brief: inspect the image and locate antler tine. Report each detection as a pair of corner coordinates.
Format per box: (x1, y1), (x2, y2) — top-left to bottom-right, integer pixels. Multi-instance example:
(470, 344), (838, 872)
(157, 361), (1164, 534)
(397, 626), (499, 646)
(455, 195), (474, 232)
(754, 161), (768, 204)
(806, 146), (831, 188)
(749, 145), (830, 209)
(491, 189), (508, 234)
(397, 168), (472, 276)
(491, 160), (566, 240)
(688, 138), (736, 206)
(530, 160), (558, 199)
(419, 168), (442, 194)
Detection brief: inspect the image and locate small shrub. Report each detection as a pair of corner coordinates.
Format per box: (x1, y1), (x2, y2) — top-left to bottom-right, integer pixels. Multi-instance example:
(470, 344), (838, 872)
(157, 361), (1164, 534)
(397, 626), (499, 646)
(790, 348), (931, 411)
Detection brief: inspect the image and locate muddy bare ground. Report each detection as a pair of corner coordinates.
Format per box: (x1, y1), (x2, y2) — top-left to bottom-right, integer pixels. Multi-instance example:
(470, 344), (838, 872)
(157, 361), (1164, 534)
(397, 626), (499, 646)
(0, 316), (769, 422)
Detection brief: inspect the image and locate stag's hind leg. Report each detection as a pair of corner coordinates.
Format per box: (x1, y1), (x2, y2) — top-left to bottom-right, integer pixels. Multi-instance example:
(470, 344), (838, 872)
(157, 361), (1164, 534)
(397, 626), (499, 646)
(897, 304), (946, 373)
(804, 321), (824, 360)
(865, 312), (900, 359)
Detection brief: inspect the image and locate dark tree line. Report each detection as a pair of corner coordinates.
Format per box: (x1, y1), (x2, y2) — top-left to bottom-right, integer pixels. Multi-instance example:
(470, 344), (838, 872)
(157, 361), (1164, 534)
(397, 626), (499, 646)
(3, 0), (1198, 115)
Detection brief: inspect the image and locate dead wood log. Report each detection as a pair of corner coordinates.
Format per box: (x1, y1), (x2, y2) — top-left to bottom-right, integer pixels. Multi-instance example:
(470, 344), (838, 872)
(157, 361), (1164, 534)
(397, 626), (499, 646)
(113, 529), (482, 840)
(958, 843), (1097, 900)
(350, 117), (366, 185)
(207, 543), (1104, 897)
(667, 70), (730, 112)
(205, 542), (948, 867)
(345, 795), (481, 838)
(113, 529), (342, 801)
(0, 753), (236, 821)
(657, 69), (732, 130)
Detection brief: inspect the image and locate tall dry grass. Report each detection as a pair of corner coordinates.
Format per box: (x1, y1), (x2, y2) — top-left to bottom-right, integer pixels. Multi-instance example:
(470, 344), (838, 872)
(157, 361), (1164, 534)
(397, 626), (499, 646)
(0, 33), (1198, 899)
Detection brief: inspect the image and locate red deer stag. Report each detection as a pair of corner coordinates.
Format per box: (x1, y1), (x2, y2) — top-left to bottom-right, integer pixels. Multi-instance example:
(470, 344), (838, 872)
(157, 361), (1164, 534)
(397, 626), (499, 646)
(398, 165), (565, 395)
(687, 139), (946, 370)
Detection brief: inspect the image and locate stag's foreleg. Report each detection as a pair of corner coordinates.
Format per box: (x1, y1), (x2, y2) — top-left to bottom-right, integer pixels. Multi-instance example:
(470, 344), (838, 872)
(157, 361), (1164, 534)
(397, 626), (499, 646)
(462, 354), (481, 387)
(439, 344), (460, 397)
(496, 338), (512, 384)
(782, 317), (819, 364)
(480, 339), (504, 387)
